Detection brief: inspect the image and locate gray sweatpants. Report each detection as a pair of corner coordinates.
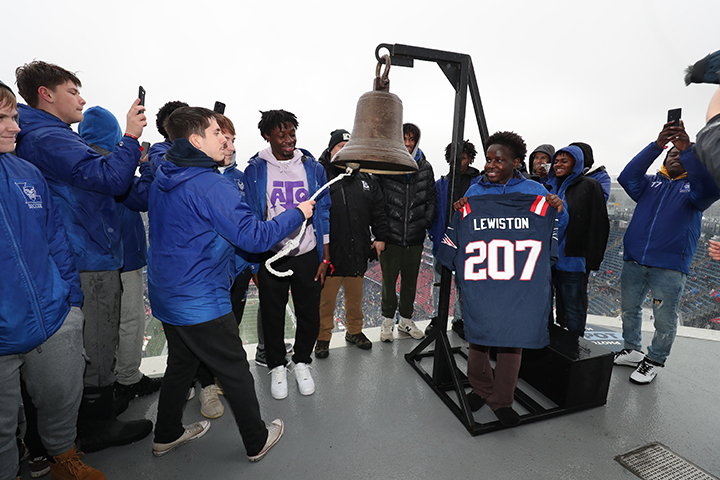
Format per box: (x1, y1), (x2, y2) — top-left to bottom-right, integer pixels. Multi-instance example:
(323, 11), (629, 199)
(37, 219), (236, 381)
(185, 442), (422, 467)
(0, 307), (85, 480)
(115, 268), (146, 386)
(80, 270), (121, 388)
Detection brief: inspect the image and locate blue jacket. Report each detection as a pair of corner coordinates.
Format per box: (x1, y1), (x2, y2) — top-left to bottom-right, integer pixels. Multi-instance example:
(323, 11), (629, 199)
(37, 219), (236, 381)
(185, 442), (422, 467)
(148, 140), (171, 174)
(546, 146), (589, 272)
(244, 149), (330, 263)
(148, 139), (305, 326)
(429, 166), (480, 255)
(78, 106), (152, 272)
(220, 161), (257, 276)
(15, 104), (141, 271)
(619, 142), (720, 274)
(0, 153), (82, 354)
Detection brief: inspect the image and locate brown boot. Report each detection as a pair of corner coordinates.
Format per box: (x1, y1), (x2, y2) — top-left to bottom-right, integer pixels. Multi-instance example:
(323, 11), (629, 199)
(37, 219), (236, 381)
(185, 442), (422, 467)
(50, 445), (106, 480)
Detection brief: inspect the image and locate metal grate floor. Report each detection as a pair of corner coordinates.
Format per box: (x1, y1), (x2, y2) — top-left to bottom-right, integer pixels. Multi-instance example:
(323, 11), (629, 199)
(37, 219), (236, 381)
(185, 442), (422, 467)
(615, 443), (718, 480)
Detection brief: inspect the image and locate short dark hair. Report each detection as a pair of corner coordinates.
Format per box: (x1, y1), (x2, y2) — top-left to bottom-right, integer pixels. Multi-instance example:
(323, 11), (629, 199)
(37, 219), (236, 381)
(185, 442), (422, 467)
(156, 101), (189, 139)
(164, 106), (216, 142)
(444, 140), (477, 164)
(403, 123), (421, 144)
(258, 109), (298, 139)
(15, 61), (82, 108)
(484, 131), (527, 161)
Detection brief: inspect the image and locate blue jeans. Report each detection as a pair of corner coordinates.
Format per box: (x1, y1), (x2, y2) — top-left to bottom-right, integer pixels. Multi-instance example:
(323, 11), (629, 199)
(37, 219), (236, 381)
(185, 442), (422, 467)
(552, 270), (588, 336)
(431, 256), (463, 321)
(620, 260), (686, 365)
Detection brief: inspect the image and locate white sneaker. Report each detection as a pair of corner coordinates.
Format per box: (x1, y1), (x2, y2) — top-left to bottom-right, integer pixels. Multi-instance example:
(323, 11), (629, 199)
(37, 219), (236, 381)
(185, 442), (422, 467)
(294, 362), (315, 395)
(247, 419), (284, 462)
(630, 358), (662, 385)
(613, 348), (644, 367)
(199, 384), (224, 419)
(398, 317), (425, 339)
(380, 317), (395, 343)
(270, 365), (288, 400)
(152, 420), (210, 457)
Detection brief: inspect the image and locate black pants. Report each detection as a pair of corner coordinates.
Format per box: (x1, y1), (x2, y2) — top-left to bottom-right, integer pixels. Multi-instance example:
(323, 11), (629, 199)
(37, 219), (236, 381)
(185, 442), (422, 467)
(196, 267), (254, 388)
(155, 313), (267, 456)
(258, 251), (321, 370)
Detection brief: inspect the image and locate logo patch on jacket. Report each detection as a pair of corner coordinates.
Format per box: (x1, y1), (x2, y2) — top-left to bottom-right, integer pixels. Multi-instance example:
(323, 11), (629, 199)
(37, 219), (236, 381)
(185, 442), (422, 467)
(15, 182), (43, 209)
(361, 180), (370, 191)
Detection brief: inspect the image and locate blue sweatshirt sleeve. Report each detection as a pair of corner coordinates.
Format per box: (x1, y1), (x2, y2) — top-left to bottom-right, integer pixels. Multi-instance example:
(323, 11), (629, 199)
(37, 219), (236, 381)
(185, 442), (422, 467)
(618, 142), (662, 202)
(32, 130), (141, 196)
(118, 160), (154, 212)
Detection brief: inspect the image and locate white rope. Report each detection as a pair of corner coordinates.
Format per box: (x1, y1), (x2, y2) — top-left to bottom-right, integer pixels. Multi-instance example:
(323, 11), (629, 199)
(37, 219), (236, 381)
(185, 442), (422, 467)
(264, 167), (354, 277)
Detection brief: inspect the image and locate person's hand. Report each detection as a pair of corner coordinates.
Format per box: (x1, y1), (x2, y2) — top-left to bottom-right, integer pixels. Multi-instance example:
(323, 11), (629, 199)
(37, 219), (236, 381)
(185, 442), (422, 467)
(297, 200), (315, 219)
(314, 261), (329, 284)
(545, 193), (563, 212)
(709, 239), (720, 261)
(125, 98), (147, 139)
(372, 240), (385, 257)
(453, 196), (468, 211)
(670, 120), (691, 152)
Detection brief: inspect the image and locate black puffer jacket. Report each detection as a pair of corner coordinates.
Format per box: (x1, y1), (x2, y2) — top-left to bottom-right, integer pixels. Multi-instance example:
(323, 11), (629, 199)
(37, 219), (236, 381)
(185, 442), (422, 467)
(320, 149), (390, 276)
(376, 149), (436, 246)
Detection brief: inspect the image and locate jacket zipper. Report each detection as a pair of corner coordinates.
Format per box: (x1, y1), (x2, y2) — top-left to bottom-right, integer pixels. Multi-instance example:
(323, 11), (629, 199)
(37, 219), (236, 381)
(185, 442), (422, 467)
(641, 181), (672, 263)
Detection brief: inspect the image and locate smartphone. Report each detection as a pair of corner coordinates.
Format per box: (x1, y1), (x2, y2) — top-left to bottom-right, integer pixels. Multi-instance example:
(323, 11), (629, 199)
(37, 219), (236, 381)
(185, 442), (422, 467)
(141, 141), (151, 154)
(138, 86), (146, 107)
(667, 108), (681, 127)
(213, 101), (226, 114)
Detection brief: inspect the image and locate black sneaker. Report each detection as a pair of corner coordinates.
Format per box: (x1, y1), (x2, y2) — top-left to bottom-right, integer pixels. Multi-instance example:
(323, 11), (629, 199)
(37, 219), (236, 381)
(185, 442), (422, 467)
(255, 348), (268, 368)
(345, 332), (372, 350)
(314, 340), (330, 359)
(424, 317), (437, 336)
(115, 375), (163, 400)
(451, 319), (465, 339)
(493, 407), (520, 426)
(466, 391), (486, 412)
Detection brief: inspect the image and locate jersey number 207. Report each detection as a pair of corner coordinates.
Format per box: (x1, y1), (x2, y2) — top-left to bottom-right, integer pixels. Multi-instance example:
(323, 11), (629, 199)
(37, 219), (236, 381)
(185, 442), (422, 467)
(464, 239), (542, 281)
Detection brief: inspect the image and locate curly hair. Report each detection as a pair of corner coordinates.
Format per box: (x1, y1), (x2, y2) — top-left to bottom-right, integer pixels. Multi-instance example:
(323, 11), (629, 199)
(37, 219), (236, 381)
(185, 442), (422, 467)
(156, 101), (189, 139)
(484, 131), (527, 161)
(444, 140), (477, 164)
(258, 109), (298, 139)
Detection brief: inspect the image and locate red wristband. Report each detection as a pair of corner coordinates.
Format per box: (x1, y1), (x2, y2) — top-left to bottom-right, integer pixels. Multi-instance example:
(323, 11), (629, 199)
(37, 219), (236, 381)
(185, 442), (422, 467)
(322, 259), (334, 274)
(124, 133), (139, 140)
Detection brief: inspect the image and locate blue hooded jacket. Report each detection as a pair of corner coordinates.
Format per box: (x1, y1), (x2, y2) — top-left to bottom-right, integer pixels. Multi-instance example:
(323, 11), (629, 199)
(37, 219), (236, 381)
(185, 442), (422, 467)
(546, 146), (587, 272)
(15, 104), (141, 271)
(619, 142), (720, 274)
(79, 106), (152, 271)
(244, 148), (330, 263)
(148, 138), (305, 326)
(0, 153), (83, 354)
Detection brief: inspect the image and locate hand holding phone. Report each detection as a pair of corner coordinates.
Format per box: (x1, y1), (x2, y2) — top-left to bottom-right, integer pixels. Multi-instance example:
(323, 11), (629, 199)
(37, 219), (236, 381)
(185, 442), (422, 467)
(138, 86), (146, 107)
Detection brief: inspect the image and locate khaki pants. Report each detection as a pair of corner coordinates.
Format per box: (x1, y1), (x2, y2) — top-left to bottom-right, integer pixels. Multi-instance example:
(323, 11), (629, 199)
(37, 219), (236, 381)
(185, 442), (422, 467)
(318, 276), (364, 342)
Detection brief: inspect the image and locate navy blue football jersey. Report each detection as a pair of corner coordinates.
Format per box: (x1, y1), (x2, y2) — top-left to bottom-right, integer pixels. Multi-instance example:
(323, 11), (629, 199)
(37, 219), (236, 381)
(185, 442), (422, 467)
(437, 193), (558, 348)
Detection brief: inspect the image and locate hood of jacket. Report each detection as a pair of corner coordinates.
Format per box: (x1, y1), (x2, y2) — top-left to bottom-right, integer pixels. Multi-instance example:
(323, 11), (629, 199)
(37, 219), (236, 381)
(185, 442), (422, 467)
(78, 106), (122, 152)
(16, 104), (69, 141)
(548, 145), (585, 191)
(155, 138), (217, 192)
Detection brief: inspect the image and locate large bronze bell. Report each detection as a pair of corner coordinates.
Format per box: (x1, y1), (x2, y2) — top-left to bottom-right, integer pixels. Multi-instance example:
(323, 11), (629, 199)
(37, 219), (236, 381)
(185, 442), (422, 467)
(332, 56), (418, 175)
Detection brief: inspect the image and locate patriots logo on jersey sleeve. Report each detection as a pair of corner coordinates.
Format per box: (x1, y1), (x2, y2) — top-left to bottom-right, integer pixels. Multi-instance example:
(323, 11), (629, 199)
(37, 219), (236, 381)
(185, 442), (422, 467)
(441, 226), (457, 249)
(530, 195), (549, 216)
(461, 202), (472, 219)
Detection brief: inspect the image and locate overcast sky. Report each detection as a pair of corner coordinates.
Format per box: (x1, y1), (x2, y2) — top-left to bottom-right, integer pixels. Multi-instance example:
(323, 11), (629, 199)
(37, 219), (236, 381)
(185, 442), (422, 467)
(4, 0), (719, 178)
